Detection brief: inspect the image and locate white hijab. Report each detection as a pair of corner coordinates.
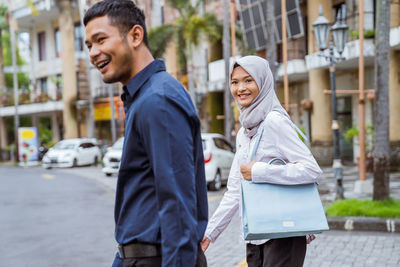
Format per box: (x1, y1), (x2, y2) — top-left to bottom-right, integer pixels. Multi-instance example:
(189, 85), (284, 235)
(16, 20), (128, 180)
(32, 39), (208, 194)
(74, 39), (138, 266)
(230, 56), (289, 138)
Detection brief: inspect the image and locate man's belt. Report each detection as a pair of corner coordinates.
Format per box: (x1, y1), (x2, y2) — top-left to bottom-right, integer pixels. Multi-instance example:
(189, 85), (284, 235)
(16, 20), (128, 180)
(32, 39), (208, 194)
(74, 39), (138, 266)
(118, 243), (162, 259)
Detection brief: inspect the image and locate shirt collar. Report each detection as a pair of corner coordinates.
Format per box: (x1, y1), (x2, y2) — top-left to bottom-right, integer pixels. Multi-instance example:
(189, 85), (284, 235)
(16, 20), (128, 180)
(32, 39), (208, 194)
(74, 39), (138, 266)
(123, 59), (166, 98)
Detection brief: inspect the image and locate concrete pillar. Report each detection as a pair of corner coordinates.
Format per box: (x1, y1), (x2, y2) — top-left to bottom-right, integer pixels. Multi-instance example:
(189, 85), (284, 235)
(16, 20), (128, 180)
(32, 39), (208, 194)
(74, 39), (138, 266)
(51, 113), (60, 142)
(389, 51), (400, 141)
(390, 1), (400, 27)
(389, 50), (400, 168)
(59, 0), (78, 138)
(307, 0), (334, 165)
(307, 0), (333, 56)
(0, 117), (7, 149)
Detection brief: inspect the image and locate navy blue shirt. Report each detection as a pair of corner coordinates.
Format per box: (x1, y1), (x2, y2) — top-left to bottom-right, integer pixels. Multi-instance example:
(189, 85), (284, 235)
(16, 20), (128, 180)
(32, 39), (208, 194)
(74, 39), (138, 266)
(115, 59), (208, 266)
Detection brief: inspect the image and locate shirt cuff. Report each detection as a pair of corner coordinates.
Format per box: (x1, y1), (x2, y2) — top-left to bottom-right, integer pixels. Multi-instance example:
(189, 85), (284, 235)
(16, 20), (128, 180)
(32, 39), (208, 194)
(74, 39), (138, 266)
(251, 162), (267, 183)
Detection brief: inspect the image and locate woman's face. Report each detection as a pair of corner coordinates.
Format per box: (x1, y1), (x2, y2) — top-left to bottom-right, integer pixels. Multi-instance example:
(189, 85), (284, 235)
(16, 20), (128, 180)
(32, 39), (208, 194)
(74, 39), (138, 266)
(230, 66), (259, 107)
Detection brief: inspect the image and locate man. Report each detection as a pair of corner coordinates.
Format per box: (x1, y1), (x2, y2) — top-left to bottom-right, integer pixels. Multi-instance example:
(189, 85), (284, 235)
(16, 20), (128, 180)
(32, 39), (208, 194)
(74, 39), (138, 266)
(84, 1), (208, 266)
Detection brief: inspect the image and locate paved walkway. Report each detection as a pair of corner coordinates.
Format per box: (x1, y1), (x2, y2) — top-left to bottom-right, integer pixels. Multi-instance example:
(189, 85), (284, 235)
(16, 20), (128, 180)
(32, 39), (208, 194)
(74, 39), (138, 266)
(318, 165), (400, 203)
(2, 163), (400, 267)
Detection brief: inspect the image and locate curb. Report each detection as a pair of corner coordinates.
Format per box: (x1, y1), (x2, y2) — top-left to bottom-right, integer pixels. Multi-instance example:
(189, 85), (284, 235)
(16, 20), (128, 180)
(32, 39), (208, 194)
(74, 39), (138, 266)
(328, 216), (400, 233)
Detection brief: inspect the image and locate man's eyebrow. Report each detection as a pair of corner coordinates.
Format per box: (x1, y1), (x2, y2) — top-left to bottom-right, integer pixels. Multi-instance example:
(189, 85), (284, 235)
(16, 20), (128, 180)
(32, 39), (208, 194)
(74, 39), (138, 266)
(86, 32), (107, 43)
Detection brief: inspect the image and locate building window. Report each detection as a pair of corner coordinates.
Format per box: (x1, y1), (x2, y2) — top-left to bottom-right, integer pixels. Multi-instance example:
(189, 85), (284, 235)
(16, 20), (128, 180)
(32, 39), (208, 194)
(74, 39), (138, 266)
(38, 31), (46, 61)
(74, 23), (84, 51)
(55, 28), (61, 57)
(39, 77), (47, 95)
(237, 0), (304, 51)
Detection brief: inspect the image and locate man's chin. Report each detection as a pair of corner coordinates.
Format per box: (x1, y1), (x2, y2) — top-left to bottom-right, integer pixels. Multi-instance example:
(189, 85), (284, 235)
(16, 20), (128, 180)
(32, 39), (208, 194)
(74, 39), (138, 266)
(102, 74), (119, 84)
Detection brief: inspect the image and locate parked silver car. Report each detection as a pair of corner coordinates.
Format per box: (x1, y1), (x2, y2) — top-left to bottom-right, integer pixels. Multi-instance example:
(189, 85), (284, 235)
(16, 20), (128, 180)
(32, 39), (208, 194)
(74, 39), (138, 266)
(202, 133), (235, 191)
(102, 137), (124, 176)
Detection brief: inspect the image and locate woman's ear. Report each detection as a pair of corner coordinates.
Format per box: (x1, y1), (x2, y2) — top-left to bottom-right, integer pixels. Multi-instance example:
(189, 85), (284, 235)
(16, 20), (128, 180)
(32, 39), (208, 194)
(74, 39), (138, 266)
(128, 25), (144, 49)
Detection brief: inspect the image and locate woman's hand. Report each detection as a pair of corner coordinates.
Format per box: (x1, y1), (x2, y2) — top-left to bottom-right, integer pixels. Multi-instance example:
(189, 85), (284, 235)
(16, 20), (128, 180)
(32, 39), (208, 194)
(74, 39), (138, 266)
(201, 236), (211, 252)
(240, 161), (256, 180)
(306, 234), (316, 244)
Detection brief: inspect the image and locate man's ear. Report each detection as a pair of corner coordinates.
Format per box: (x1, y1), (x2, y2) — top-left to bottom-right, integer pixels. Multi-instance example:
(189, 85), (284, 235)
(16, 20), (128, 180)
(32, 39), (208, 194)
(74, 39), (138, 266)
(127, 25), (144, 49)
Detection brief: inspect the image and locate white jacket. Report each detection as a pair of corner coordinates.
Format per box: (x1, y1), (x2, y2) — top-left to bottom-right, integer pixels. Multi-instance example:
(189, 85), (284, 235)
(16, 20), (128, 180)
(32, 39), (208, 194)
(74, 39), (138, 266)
(205, 111), (323, 245)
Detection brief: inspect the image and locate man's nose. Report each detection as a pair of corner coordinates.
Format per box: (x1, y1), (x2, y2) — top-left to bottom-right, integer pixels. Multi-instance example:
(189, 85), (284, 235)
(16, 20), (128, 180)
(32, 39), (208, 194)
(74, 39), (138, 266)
(89, 45), (100, 59)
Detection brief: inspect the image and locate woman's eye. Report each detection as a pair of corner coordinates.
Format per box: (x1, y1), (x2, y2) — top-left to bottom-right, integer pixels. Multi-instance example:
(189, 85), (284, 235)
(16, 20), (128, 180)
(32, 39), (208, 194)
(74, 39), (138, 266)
(246, 79), (252, 83)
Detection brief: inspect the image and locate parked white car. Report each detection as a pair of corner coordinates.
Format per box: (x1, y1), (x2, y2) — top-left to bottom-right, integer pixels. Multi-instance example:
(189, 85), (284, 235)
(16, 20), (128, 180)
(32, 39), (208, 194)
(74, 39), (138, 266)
(202, 133), (235, 191)
(102, 137), (124, 176)
(42, 138), (101, 169)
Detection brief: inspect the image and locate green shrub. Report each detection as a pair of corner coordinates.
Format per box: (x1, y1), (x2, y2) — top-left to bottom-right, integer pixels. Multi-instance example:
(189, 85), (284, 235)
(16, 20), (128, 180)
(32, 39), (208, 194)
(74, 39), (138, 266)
(325, 198), (400, 218)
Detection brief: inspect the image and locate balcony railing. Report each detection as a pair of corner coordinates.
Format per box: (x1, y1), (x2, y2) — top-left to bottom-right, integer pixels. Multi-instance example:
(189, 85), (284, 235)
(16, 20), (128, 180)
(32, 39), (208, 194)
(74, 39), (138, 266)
(0, 91), (62, 107)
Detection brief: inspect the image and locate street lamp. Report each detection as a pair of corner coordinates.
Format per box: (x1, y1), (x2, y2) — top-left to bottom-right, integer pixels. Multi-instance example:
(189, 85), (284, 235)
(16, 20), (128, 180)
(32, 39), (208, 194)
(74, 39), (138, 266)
(313, 5), (348, 200)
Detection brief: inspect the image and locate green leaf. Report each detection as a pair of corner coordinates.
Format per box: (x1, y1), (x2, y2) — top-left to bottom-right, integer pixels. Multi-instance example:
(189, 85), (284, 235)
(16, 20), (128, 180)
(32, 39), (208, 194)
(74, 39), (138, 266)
(148, 24), (175, 59)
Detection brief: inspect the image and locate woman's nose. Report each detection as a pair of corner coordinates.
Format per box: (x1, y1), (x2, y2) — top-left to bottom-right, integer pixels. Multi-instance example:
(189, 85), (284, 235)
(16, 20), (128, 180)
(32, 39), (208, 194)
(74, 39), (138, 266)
(238, 82), (246, 91)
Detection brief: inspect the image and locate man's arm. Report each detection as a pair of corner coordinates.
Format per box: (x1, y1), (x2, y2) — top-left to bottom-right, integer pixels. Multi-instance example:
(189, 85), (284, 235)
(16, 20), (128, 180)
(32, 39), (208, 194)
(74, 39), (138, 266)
(138, 93), (200, 267)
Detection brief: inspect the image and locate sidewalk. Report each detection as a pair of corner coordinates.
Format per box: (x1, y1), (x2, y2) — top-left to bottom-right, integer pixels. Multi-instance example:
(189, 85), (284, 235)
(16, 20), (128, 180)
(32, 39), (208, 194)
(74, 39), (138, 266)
(318, 165), (400, 233)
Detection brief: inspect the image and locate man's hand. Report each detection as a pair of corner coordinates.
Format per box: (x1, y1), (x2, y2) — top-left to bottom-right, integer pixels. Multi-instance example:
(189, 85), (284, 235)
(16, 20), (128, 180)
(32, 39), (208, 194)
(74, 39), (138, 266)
(200, 236), (211, 252)
(240, 161), (256, 181)
(306, 234), (316, 244)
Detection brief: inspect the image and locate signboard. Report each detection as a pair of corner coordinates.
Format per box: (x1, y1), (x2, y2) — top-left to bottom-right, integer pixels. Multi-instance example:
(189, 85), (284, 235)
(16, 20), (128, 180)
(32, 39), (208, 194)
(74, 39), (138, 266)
(18, 127), (39, 162)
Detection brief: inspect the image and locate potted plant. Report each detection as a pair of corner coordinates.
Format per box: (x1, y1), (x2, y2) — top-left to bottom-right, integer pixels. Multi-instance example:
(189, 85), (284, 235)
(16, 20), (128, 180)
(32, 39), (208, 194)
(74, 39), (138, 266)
(345, 125), (374, 172)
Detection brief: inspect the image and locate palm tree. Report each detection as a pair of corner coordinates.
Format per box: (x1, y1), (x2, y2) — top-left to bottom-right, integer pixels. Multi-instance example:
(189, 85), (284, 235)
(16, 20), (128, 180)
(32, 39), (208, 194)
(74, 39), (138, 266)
(265, 0), (276, 79)
(0, 6), (8, 106)
(147, 0), (221, 106)
(373, 0), (391, 200)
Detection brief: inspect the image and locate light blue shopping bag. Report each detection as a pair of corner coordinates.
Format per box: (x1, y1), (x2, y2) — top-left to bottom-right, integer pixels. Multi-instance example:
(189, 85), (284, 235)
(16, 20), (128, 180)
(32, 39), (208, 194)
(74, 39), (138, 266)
(242, 181), (329, 240)
(241, 113), (329, 240)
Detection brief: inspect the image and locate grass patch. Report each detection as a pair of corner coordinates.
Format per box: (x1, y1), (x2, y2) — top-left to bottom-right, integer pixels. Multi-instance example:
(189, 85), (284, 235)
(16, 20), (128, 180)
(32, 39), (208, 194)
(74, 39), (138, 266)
(325, 198), (400, 218)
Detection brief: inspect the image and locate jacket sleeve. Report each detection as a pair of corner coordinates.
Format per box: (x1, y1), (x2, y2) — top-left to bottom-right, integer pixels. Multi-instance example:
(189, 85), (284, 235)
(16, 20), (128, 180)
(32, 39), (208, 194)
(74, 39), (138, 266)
(251, 112), (322, 185)
(205, 130), (243, 242)
(138, 94), (201, 267)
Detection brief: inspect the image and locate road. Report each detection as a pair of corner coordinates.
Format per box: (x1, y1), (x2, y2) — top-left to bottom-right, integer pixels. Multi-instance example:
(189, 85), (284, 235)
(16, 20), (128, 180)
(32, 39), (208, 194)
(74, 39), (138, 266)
(1, 165), (399, 267)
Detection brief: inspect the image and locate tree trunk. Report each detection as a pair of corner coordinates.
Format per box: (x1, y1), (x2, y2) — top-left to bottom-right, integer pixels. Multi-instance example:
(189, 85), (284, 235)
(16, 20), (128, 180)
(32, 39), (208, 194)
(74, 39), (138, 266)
(223, 0), (233, 141)
(373, 0), (391, 200)
(186, 43), (197, 109)
(265, 0), (277, 80)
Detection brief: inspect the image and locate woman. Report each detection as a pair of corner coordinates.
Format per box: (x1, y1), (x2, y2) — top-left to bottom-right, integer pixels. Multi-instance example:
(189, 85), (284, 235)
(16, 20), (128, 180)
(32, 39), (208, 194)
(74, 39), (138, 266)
(201, 56), (322, 267)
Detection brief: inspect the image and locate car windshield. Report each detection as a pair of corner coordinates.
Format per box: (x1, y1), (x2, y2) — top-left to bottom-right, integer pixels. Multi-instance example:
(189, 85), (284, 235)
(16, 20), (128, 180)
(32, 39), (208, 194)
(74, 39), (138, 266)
(53, 141), (77, 150)
(113, 138), (124, 149)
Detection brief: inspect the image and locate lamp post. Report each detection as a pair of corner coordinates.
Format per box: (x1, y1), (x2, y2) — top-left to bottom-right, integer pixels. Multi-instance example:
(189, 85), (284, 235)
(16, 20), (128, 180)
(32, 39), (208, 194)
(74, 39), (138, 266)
(313, 5), (348, 200)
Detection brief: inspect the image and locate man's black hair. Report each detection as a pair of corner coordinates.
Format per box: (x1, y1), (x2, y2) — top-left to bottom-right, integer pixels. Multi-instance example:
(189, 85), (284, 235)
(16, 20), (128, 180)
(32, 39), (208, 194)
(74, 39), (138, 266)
(83, 0), (149, 47)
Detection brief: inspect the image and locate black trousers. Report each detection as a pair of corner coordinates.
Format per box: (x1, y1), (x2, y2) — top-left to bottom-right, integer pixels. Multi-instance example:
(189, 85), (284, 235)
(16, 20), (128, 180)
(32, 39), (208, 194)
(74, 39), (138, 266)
(120, 245), (207, 267)
(246, 236), (306, 267)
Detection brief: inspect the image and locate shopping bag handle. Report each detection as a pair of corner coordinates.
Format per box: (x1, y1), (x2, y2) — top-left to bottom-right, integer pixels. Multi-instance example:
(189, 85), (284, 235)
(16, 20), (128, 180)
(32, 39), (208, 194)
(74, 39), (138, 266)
(249, 110), (309, 162)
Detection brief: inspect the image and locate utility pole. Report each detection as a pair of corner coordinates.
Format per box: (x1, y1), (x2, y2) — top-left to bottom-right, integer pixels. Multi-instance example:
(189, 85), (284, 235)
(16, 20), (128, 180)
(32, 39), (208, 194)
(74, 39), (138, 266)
(223, 0), (232, 140)
(9, 14), (19, 162)
(108, 84), (116, 144)
(78, 0), (95, 138)
(358, 0), (367, 181)
(281, 0), (289, 111)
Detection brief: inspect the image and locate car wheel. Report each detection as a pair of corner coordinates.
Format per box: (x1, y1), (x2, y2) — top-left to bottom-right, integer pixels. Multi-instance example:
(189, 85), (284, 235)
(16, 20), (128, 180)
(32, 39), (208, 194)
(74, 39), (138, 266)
(209, 170), (222, 191)
(72, 158), (77, 167)
(93, 156), (98, 166)
(105, 173), (112, 177)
